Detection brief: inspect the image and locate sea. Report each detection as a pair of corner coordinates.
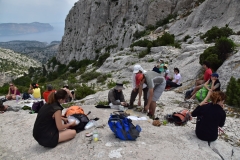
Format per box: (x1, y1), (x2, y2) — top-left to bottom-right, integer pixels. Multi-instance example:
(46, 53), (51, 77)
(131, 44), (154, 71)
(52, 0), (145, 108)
(0, 22), (65, 44)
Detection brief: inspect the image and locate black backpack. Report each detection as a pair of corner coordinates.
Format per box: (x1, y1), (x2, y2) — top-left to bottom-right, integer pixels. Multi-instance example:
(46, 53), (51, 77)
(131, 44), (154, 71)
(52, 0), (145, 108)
(69, 114), (90, 133)
(22, 93), (31, 100)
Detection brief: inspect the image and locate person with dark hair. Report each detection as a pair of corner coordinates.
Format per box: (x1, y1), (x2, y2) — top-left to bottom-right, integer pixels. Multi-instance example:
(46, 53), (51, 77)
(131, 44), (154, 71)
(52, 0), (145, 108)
(6, 82), (21, 100)
(43, 84), (56, 103)
(191, 91), (226, 142)
(187, 61), (212, 99)
(28, 83), (41, 100)
(138, 71), (166, 118)
(108, 81), (128, 110)
(0, 99), (21, 113)
(165, 68), (182, 89)
(33, 89), (76, 148)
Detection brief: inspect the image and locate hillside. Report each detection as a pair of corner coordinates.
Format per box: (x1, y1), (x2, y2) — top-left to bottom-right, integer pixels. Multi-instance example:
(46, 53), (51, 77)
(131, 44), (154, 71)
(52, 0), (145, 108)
(0, 40), (60, 63)
(0, 22), (53, 36)
(0, 48), (41, 86)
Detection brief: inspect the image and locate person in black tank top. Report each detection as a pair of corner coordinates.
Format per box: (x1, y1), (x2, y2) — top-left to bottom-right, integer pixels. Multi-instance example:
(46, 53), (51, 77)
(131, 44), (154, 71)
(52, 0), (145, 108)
(33, 89), (76, 148)
(201, 73), (221, 103)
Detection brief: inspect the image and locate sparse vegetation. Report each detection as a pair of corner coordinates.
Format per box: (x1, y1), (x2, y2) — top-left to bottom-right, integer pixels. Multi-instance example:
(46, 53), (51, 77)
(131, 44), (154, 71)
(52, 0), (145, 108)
(226, 77), (240, 108)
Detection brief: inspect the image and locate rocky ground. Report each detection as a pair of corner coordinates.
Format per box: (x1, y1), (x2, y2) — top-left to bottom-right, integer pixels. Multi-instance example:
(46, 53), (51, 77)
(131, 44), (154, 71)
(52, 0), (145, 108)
(0, 88), (239, 160)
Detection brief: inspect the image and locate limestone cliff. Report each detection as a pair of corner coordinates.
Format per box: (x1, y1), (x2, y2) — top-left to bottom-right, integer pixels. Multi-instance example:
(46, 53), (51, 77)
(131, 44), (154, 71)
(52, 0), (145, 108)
(58, 0), (197, 64)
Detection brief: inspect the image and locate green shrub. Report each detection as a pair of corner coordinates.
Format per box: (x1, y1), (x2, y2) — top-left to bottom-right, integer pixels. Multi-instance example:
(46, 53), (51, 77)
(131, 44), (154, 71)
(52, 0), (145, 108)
(138, 50), (149, 58)
(107, 80), (116, 89)
(75, 84), (96, 100)
(95, 53), (110, 67)
(183, 35), (191, 42)
(97, 100), (109, 105)
(152, 32), (175, 46)
(215, 37), (235, 61)
(0, 84), (9, 96)
(81, 71), (101, 82)
(97, 74), (109, 83)
(130, 39), (152, 48)
(105, 45), (117, 52)
(226, 77), (240, 108)
(200, 26), (234, 43)
(155, 14), (177, 27)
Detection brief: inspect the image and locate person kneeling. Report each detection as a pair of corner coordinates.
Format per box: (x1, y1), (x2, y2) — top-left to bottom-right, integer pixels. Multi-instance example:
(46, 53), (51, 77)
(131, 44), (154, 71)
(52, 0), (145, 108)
(191, 91), (226, 142)
(108, 81), (128, 111)
(33, 89), (76, 148)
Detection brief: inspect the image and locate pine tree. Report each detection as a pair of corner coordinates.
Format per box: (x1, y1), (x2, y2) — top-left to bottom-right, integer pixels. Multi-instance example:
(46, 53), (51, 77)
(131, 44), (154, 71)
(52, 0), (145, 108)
(226, 77), (240, 108)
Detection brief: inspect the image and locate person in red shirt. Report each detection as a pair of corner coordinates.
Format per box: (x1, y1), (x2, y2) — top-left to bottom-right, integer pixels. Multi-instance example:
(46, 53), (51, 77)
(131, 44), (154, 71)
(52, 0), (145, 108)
(188, 61), (212, 99)
(43, 84), (56, 103)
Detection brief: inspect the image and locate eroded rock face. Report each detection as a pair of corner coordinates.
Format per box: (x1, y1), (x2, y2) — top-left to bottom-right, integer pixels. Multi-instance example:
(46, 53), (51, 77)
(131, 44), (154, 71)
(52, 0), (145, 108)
(169, 0), (240, 40)
(58, 0), (197, 64)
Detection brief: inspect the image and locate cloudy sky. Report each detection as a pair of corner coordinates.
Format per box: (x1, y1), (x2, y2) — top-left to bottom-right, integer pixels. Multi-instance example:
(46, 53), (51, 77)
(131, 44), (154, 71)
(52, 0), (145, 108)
(0, 0), (78, 23)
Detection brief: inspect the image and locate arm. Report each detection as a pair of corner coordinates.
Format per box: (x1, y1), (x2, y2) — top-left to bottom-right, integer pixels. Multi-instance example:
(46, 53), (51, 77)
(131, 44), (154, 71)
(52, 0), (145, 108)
(119, 91), (125, 103)
(145, 88), (153, 110)
(13, 87), (17, 96)
(203, 80), (210, 90)
(212, 82), (220, 91)
(7, 87), (10, 95)
(54, 110), (75, 131)
(138, 79), (145, 106)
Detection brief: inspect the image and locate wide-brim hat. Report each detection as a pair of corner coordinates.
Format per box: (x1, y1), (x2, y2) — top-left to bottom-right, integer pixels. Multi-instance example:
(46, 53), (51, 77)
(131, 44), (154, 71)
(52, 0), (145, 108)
(133, 64), (145, 73)
(114, 82), (125, 90)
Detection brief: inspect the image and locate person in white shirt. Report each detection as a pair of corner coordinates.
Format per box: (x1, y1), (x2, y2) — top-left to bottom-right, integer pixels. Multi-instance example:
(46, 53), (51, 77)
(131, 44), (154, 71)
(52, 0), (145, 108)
(129, 64), (148, 109)
(166, 68), (182, 88)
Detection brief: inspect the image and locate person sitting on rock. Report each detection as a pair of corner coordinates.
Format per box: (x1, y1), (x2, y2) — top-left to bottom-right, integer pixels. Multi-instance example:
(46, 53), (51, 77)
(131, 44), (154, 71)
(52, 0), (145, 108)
(187, 61), (212, 99)
(62, 84), (75, 102)
(0, 99), (20, 113)
(158, 59), (165, 73)
(28, 83), (41, 100)
(165, 67), (182, 89)
(163, 64), (170, 80)
(129, 64), (148, 109)
(33, 89), (76, 148)
(191, 91), (226, 142)
(43, 84), (56, 103)
(108, 81), (128, 110)
(189, 73), (221, 101)
(138, 71), (166, 119)
(6, 83), (21, 100)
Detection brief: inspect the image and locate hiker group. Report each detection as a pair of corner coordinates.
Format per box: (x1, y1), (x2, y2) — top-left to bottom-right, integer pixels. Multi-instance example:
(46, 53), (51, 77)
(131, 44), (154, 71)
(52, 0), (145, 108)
(0, 60), (226, 149)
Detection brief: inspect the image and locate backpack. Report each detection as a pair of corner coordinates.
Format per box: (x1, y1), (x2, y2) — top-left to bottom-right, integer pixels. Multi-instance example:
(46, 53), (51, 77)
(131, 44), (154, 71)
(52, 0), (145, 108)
(185, 89), (193, 99)
(196, 86), (208, 102)
(108, 111), (141, 140)
(22, 92), (30, 100)
(69, 114), (90, 133)
(166, 109), (192, 125)
(65, 106), (85, 117)
(32, 101), (44, 113)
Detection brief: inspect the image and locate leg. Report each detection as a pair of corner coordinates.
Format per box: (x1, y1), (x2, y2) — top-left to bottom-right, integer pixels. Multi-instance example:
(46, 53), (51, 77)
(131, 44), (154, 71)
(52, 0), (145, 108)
(191, 85), (202, 96)
(189, 92), (196, 99)
(129, 88), (139, 106)
(11, 95), (16, 100)
(195, 80), (205, 86)
(58, 129), (76, 143)
(149, 101), (157, 116)
(201, 91), (212, 103)
(143, 88), (148, 107)
(166, 80), (179, 87)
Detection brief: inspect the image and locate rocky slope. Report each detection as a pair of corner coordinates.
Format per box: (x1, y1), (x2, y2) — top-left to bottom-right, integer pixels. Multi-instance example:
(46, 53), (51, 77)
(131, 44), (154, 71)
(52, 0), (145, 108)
(0, 22), (53, 36)
(0, 48), (41, 86)
(0, 41), (60, 63)
(58, 0), (240, 64)
(58, 0), (200, 64)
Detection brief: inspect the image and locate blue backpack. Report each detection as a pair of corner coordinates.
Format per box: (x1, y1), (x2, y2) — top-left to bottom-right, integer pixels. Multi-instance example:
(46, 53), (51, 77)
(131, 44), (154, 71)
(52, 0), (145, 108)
(108, 111), (141, 140)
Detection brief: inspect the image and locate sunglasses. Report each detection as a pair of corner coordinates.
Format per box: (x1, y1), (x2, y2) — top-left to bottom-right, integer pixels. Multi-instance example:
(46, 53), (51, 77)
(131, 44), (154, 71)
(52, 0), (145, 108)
(10, 84), (13, 86)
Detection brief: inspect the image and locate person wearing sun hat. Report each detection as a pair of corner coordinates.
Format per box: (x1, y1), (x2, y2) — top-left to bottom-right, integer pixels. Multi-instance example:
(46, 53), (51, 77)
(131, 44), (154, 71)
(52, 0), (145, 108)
(129, 64), (148, 109)
(108, 81), (128, 110)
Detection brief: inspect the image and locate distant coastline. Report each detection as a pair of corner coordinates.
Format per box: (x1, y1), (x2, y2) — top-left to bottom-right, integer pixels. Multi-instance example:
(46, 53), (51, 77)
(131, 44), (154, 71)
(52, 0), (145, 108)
(0, 22), (64, 43)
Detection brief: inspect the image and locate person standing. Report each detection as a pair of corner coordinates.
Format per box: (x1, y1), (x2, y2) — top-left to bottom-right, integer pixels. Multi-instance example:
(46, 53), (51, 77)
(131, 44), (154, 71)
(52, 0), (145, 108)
(6, 83), (21, 100)
(138, 71), (166, 118)
(129, 64), (148, 109)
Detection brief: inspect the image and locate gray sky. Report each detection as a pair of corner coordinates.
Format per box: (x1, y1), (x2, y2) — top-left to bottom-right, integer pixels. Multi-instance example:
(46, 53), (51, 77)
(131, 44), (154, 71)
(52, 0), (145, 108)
(0, 0), (78, 23)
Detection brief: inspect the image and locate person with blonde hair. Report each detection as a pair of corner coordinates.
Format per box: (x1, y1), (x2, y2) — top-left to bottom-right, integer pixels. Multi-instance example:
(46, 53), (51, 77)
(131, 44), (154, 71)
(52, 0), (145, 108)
(191, 91), (226, 142)
(6, 83), (21, 100)
(33, 89), (76, 148)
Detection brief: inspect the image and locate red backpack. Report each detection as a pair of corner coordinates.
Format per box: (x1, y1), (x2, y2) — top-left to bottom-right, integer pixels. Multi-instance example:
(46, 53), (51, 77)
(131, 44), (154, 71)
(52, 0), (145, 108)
(167, 109), (192, 125)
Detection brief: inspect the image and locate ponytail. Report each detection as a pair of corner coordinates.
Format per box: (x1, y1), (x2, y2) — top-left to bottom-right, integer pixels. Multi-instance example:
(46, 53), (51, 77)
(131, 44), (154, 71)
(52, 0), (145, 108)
(47, 89), (68, 104)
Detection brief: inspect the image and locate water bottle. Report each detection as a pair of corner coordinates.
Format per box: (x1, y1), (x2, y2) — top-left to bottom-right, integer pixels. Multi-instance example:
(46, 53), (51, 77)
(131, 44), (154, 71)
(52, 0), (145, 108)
(16, 95), (20, 103)
(84, 120), (95, 130)
(93, 130), (99, 142)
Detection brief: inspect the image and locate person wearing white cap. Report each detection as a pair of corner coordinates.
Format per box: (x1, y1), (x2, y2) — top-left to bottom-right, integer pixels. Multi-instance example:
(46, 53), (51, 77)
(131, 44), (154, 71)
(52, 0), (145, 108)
(129, 65), (148, 109)
(108, 81), (128, 110)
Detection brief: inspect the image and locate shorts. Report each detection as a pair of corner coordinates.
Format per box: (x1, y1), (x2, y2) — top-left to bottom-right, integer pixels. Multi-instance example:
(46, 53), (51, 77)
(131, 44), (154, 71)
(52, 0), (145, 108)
(148, 81), (166, 101)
